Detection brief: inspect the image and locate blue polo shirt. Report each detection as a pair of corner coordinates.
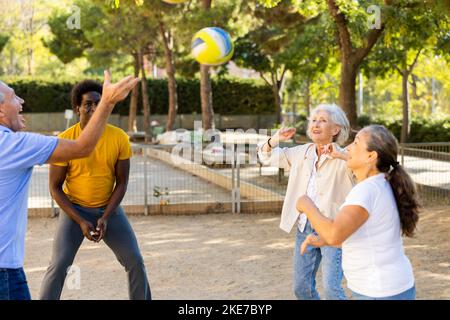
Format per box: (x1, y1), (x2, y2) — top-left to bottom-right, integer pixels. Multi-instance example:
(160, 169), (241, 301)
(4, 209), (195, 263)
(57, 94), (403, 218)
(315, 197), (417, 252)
(0, 125), (58, 268)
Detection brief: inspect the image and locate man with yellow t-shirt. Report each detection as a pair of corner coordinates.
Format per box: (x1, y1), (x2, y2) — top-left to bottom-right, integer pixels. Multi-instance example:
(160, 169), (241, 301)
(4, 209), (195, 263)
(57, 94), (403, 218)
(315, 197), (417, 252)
(39, 80), (151, 300)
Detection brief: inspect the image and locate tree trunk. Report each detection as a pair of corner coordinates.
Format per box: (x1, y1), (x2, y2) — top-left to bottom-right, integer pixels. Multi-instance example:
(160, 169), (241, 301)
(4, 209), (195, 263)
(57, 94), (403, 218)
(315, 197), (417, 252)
(202, 0), (212, 7)
(200, 0), (214, 131)
(399, 49), (421, 143)
(401, 70), (410, 143)
(159, 22), (178, 132)
(327, 0), (384, 129)
(200, 64), (214, 130)
(339, 62), (358, 128)
(304, 78), (311, 116)
(9, 47), (14, 74)
(27, 48), (33, 76)
(128, 53), (140, 133)
(138, 48), (151, 142)
(26, 3), (35, 76)
(272, 80), (282, 125)
(410, 74), (419, 100)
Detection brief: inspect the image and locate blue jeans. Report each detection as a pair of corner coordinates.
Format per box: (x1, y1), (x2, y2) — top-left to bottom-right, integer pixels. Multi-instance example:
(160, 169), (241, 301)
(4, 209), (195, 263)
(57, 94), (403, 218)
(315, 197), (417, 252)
(0, 268), (31, 300)
(293, 221), (347, 300)
(351, 285), (416, 300)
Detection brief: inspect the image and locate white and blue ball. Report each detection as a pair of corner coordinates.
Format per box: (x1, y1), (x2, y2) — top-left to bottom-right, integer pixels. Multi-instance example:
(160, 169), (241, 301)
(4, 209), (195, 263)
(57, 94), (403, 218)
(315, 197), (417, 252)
(191, 27), (234, 66)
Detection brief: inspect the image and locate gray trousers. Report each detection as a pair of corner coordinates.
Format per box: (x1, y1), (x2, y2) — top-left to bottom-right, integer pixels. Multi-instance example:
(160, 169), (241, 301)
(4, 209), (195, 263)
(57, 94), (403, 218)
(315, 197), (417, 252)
(39, 204), (151, 300)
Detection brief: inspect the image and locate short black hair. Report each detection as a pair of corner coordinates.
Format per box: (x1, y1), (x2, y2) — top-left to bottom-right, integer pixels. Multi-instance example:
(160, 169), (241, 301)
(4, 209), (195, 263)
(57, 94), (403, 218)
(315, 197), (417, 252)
(71, 80), (102, 110)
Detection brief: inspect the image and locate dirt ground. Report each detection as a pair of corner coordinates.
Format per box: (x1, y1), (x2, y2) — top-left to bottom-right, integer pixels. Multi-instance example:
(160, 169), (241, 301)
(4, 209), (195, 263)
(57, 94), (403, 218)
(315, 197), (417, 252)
(24, 206), (449, 300)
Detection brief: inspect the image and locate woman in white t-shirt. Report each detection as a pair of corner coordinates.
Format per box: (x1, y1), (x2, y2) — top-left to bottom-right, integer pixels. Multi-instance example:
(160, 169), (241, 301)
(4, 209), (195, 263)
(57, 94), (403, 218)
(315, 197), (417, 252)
(296, 125), (420, 300)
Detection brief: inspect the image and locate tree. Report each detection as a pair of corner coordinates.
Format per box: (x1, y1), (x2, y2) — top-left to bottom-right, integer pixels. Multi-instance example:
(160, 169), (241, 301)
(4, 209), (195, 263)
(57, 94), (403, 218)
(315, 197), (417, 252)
(260, 0), (420, 128)
(139, 0), (188, 132)
(175, 0), (247, 130)
(234, 1), (326, 123)
(45, 0), (157, 136)
(199, 0), (215, 131)
(362, 4), (449, 142)
(0, 0), (68, 76)
(44, 12), (92, 64)
(88, 1), (159, 139)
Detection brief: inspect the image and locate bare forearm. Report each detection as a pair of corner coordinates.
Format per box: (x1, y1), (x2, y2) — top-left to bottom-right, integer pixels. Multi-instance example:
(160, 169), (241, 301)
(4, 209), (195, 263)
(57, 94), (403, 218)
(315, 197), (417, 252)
(301, 203), (339, 245)
(336, 151), (349, 161)
(261, 140), (273, 153)
(47, 72), (140, 164)
(102, 184), (127, 220)
(47, 101), (114, 163)
(314, 237), (342, 248)
(75, 100), (114, 154)
(50, 188), (84, 225)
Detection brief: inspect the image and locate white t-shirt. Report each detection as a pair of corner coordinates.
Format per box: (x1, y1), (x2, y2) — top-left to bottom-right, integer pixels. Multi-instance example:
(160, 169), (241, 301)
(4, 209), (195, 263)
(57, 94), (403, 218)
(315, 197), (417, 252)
(340, 173), (415, 297)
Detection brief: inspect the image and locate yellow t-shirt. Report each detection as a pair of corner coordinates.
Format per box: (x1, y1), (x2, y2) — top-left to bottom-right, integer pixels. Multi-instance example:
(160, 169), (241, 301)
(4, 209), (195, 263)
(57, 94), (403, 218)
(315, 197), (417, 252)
(54, 123), (132, 208)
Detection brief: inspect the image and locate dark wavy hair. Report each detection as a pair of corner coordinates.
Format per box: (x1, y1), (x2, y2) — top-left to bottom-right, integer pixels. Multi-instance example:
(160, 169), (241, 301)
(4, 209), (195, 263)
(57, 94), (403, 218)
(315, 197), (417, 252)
(364, 125), (420, 237)
(71, 80), (102, 111)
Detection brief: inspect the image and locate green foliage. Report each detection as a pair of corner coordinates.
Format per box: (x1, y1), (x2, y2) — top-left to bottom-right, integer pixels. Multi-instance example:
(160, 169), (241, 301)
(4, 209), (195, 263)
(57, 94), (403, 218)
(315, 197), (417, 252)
(11, 80), (74, 113)
(44, 0), (158, 68)
(362, 3), (448, 77)
(44, 12), (92, 64)
(1, 0), (449, 132)
(294, 113), (450, 143)
(234, 34), (272, 73)
(11, 78), (276, 115)
(234, 1), (325, 75)
(282, 15), (332, 78)
(357, 115), (450, 143)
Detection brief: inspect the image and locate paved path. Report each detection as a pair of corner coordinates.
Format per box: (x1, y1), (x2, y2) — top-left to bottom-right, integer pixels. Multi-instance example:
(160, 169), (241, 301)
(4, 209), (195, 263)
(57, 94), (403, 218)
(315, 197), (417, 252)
(402, 155), (450, 190)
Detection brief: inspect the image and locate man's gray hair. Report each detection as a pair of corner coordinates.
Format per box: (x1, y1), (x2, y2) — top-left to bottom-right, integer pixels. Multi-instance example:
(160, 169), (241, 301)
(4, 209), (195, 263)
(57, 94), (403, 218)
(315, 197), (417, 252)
(307, 103), (350, 146)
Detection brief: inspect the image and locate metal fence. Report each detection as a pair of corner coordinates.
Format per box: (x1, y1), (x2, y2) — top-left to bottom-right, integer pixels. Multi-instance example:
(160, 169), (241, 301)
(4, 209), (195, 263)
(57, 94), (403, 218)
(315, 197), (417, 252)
(27, 140), (449, 217)
(399, 142), (450, 204)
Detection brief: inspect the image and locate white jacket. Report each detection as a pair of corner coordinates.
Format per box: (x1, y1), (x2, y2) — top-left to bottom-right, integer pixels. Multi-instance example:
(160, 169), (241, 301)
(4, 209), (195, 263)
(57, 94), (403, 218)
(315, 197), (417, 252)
(258, 142), (355, 233)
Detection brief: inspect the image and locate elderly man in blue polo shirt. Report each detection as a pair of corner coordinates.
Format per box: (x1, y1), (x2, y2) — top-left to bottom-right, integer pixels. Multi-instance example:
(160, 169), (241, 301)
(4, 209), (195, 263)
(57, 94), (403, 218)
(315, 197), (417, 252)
(0, 72), (139, 300)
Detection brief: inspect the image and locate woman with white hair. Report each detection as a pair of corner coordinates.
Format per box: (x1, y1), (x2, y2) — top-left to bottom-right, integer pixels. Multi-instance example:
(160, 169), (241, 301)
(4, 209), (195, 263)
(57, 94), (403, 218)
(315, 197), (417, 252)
(258, 104), (354, 300)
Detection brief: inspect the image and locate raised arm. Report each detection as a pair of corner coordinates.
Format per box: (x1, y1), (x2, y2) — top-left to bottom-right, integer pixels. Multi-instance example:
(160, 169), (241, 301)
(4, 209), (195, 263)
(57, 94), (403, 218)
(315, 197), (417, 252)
(324, 143), (349, 161)
(46, 71), (139, 164)
(257, 127), (299, 170)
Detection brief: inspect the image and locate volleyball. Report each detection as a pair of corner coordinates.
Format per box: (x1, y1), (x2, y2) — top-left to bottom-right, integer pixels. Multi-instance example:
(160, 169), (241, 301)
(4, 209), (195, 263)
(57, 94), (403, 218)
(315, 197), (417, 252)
(191, 27), (234, 66)
(161, 0), (188, 4)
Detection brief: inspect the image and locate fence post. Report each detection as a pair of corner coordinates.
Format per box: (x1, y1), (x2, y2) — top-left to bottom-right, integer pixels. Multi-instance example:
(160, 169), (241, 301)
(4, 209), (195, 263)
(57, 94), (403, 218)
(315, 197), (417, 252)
(401, 145), (404, 166)
(231, 143), (236, 214)
(144, 146), (149, 216)
(236, 143), (241, 214)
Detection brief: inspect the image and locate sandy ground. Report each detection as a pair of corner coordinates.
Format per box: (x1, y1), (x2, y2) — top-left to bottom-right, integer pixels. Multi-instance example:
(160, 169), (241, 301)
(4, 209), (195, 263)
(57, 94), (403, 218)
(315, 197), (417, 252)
(24, 206), (449, 300)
